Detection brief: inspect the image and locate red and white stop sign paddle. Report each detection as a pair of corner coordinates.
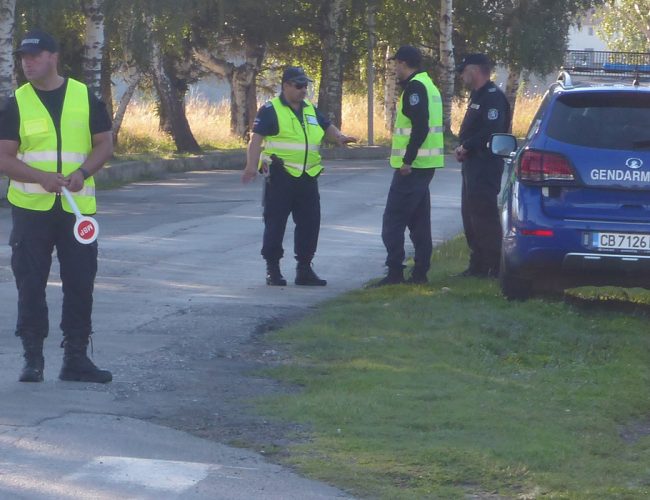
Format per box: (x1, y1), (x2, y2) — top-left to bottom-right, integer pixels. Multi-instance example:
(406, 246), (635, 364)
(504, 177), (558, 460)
(62, 187), (99, 245)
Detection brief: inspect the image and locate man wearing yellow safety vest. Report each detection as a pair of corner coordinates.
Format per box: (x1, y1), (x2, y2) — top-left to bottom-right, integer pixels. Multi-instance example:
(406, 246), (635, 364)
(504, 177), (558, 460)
(0, 31), (113, 383)
(242, 67), (356, 286)
(374, 46), (444, 286)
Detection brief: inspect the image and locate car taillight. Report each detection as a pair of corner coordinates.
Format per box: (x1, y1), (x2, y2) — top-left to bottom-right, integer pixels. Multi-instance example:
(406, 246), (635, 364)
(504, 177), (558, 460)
(518, 150), (575, 183)
(520, 229), (554, 237)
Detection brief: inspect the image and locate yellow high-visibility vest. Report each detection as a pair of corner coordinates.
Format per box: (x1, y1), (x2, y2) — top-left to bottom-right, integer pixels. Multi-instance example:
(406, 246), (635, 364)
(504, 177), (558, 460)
(390, 72), (444, 169)
(260, 97), (325, 177)
(8, 78), (96, 214)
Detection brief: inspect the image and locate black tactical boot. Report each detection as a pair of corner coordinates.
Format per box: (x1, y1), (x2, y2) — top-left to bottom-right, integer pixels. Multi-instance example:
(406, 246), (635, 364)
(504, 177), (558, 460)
(371, 267), (404, 287)
(59, 335), (112, 384)
(266, 260), (287, 286)
(295, 263), (327, 286)
(19, 335), (45, 383)
(406, 269), (428, 284)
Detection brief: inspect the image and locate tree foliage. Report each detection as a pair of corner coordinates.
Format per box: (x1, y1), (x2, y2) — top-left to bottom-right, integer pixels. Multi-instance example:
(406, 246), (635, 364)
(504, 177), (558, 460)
(597, 0), (650, 52)
(1, 0), (610, 148)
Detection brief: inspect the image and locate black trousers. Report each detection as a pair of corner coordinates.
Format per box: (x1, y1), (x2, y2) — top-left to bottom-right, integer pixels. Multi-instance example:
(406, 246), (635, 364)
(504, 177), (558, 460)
(262, 165), (320, 264)
(382, 168), (435, 271)
(10, 203), (98, 339)
(461, 156), (504, 273)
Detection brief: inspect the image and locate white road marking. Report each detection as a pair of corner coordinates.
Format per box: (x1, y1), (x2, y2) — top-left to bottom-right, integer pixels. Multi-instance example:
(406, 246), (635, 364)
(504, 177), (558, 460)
(65, 456), (216, 493)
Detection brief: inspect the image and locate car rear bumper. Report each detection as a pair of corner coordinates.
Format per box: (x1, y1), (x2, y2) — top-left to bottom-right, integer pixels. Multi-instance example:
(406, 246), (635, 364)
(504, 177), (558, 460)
(563, 252), (650, 271)
(504, 223), (650, 280)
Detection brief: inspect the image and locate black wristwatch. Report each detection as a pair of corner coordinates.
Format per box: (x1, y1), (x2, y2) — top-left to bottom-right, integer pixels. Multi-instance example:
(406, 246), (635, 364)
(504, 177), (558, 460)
(79, 167), (91, 180)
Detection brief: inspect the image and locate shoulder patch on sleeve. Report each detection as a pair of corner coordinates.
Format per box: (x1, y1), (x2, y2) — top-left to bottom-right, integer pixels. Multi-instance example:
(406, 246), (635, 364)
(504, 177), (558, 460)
(409, 93), (420, 106)
(487, 108), (499, 120)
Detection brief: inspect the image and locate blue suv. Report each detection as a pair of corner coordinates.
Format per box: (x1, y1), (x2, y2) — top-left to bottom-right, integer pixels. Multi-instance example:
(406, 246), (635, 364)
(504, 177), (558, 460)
(491, 72), (650, 299)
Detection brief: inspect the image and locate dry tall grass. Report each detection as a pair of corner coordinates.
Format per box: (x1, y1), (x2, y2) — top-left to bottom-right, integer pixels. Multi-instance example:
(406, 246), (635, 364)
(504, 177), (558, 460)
(117, 97), (245, 155)
(451, 95), (542, 138)
(117, 93), (542, 155)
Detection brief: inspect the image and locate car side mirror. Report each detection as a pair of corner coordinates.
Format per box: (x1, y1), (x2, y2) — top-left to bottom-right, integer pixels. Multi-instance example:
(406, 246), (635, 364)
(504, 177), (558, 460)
(490, 133), (517, 157)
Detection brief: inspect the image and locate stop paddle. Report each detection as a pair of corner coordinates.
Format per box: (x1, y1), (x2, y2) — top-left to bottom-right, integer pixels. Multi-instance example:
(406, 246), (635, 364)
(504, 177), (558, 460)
(61, 187), (99, 245)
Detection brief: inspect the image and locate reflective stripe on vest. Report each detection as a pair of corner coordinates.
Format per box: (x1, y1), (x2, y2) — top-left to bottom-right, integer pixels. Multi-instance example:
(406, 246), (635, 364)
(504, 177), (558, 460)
(391, 148), (444, 157)
(18, 151), (89, 164)
(10, 182), (95, 196)
(8, 78), (95, 213)
(390, 72), (444, 169)
(261, 97), (325, 178)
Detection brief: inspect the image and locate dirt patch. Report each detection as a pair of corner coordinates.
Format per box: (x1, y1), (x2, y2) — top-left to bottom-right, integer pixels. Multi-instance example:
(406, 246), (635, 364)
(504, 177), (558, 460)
(106, 303), (311, 457)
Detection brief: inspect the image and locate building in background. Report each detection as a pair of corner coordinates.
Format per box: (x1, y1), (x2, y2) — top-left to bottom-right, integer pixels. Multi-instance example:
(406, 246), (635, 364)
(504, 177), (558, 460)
(568, 9), (608, 52)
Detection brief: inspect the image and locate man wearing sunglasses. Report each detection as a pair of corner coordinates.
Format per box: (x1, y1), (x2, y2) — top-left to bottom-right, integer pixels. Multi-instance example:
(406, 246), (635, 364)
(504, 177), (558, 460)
(242, 67), (356, 286)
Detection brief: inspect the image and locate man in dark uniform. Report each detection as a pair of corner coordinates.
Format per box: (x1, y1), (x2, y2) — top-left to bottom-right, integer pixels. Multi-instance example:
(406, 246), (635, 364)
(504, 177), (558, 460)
(455, 54), (511, 277)
(0, 30), (113, 383)
(374, 45), (445, 286)
(242, 67), (355, 286)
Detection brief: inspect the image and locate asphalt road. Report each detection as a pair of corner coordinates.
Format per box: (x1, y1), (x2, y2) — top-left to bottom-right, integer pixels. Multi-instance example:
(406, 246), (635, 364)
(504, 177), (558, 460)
(0, 158), (463, 499)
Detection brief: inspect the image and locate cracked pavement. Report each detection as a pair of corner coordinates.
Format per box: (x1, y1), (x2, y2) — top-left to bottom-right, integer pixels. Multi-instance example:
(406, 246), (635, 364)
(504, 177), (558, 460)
(0, 158), (462, 499)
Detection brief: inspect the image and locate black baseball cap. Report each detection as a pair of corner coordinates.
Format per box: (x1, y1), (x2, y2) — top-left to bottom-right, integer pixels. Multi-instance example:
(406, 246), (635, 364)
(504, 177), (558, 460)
(456, 53), (491, 73)
(282, 66), (312, 85)
(389, 45), (422, 68)
(15, 30), (59, 55)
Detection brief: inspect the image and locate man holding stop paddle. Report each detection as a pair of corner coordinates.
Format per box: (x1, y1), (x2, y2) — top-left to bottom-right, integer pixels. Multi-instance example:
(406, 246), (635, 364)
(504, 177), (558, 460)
(0, 30), (113, 383)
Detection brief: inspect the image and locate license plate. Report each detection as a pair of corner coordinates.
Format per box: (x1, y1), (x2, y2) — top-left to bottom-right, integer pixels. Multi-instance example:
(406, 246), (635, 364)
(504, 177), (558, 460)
(591, 232), (650, 252)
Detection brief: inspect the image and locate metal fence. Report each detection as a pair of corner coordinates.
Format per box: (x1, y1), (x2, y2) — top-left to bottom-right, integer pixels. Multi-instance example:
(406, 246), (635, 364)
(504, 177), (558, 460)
(564, 50), (650, 78)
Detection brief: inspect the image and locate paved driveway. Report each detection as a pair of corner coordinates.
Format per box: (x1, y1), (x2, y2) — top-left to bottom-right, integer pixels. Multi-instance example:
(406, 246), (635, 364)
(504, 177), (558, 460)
(0, 158), (462, 499)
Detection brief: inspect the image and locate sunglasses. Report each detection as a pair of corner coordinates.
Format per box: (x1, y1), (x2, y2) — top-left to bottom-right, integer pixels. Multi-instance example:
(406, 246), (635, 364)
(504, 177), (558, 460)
(290, 81), (308, 89)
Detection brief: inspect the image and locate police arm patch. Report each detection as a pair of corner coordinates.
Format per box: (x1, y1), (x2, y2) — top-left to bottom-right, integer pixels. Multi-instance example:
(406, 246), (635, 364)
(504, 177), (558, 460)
(409, 93), (420, 106)
(487, 108), (499, 120)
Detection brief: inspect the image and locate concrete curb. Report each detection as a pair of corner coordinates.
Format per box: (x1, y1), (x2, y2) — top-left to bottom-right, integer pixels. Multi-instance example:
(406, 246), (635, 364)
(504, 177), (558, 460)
(0, 146), (390, 197)
(96, 146), (390, 186)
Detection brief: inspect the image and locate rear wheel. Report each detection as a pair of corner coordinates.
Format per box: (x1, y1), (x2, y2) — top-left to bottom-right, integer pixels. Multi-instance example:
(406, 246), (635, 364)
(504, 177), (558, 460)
(499, 249), (532, 300)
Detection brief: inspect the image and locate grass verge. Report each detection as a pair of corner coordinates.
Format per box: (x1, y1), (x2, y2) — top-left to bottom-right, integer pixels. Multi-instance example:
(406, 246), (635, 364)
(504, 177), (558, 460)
(257, 237), (650, 499)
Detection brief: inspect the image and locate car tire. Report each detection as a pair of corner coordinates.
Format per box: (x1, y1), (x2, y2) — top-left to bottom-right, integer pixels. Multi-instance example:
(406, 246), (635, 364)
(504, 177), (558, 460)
(499, 250), (532, 301)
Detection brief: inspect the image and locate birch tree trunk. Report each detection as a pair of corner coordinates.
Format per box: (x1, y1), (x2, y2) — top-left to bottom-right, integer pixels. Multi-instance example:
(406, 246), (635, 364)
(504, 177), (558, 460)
(112, 68), (140, 145)
(505, 66), (521, 128)
(0, 0), (16, 200)
(0, 0), (15, 103)
(317, 0), (349, 128)
(439, 0), (455, 134)
(81, 0), (105, 99)
(194, 43), (266, 141)
(383, 45), (398, 132)
(230, 42), (265, 140)
(150, 35), (201, 153)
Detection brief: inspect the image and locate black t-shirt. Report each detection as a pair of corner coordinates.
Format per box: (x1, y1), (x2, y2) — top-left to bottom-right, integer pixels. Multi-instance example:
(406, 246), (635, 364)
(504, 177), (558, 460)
(0, 78), (112, 142)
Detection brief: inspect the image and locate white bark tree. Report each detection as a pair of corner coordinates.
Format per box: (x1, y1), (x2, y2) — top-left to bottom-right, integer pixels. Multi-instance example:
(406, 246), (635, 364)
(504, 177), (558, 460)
(383, 45), (398, 132)
(439, 0), (454, 134)
(111, 66), (141, 144)
(149, 21), (201, 153)
(0, 0), (15, 200)
(81, 0), (105, 99)
(194, 41), (266, 140)
(317, 0), (349, 128)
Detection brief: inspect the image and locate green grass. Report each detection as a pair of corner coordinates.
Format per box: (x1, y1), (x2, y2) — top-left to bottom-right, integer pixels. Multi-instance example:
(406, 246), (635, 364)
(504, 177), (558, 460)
(257, 237), (650, 499)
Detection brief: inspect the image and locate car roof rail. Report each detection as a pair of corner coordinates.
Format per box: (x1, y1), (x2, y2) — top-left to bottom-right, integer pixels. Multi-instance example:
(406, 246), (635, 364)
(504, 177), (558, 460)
(557, 70), (573, 88)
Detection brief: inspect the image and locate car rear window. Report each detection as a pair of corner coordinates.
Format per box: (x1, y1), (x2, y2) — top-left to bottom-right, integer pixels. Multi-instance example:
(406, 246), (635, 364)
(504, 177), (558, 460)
(546, 91), (650, 150)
